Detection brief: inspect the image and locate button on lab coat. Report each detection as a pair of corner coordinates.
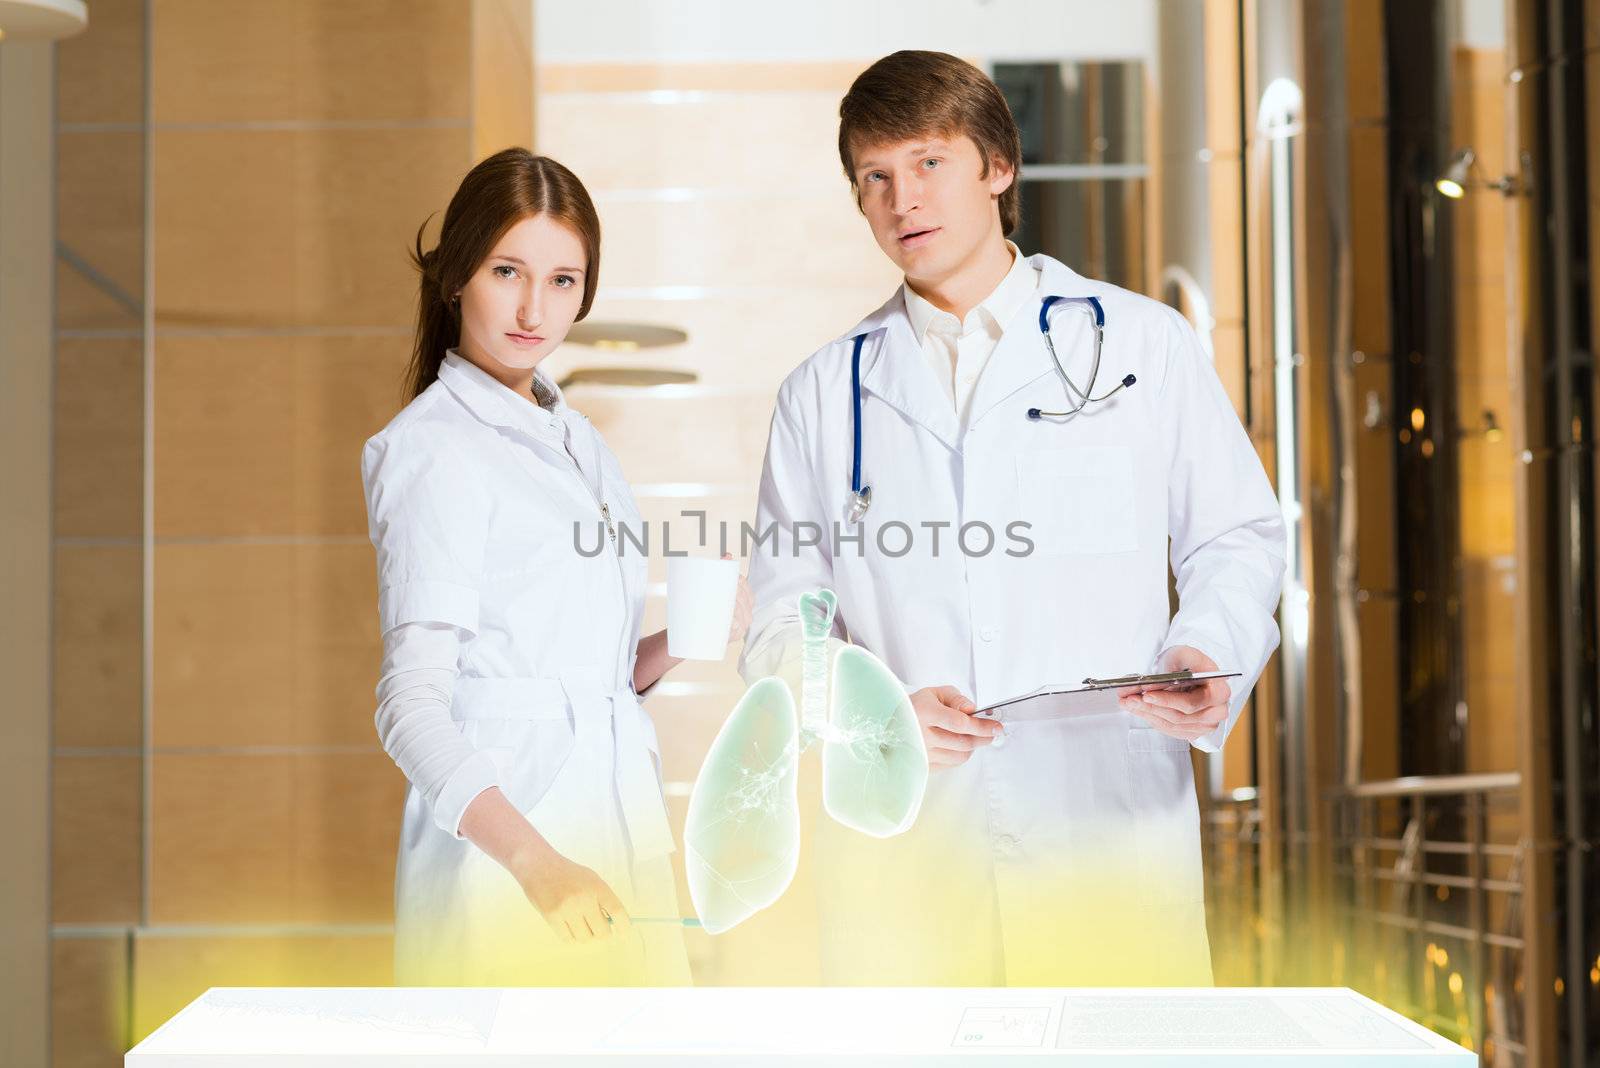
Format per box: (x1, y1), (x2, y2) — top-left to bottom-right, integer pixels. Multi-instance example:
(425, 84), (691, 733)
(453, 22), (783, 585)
(740, 255), (1287, 985)
(362, 351), (686, 986)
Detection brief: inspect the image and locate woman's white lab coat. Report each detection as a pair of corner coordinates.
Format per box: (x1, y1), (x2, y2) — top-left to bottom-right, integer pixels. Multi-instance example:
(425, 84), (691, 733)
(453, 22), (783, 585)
(362, 351), (688, 986)
(740, 254), (1286, 985)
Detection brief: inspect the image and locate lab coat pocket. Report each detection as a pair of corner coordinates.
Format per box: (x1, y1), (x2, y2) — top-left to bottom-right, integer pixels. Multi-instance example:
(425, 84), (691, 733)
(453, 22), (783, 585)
(1015, 446), (1139, 557)
(480, 715), (579, 816)
(1122, 732), (1205, 908)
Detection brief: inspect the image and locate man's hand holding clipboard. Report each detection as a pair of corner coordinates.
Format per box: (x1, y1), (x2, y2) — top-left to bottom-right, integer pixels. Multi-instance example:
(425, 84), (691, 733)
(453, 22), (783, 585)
(1116, 645), (1235, 743)
(974, 646), (1238, 744)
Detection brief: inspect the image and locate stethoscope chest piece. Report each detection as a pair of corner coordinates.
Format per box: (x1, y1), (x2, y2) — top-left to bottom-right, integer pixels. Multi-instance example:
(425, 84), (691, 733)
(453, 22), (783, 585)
(847, 485), (872, 525)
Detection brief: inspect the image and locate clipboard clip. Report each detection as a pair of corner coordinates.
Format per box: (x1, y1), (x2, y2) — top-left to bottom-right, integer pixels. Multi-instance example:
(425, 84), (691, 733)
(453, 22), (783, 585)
(1082, 669), (1196, 688)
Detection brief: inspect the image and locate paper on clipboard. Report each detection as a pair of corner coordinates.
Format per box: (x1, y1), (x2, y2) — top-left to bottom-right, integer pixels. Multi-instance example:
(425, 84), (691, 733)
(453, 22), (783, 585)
(973, 671), (1242, 724)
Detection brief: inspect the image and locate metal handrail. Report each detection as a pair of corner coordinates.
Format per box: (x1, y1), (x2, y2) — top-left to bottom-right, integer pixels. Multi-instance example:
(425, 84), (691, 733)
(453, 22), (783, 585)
(1327, 771), (1525, 1064)
(1206, 771), (1526, 1061)
(1338, 838), (1522, 857)
(1326, 772), (1520, 799)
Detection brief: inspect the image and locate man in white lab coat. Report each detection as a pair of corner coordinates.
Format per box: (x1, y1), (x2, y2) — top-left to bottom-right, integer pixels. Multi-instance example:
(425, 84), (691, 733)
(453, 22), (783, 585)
(738, 51), (1287, 986)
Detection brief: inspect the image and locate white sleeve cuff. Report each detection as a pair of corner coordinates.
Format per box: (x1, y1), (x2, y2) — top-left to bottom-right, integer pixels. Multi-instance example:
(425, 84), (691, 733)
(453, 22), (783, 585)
(1159, 627), (1242, 754)
(380, 579), (481, 636)
(430, 749), (501, 839)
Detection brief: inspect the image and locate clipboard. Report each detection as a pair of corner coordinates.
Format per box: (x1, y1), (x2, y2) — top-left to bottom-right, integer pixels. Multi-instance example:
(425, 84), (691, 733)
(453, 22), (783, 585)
(973, 670), (1242, 724)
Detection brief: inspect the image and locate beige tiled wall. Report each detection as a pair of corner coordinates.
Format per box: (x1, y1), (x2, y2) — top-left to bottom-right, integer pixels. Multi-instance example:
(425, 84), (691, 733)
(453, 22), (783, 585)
(152, 127), (465, 329)
(51, 0), (149, 1063)
(147, 1), (471, 124)
(50, 2), (520, 1061)
(53, 544), (144, 749)
(52, 755), (143, 926)
(151, 338), (409, 538)
(147, 751), (398, 925)
(54, 341), (144, 537)
(151, 542), (381, 748)
(135, 0), (476, 986)
(51, 937), (132, 1068)
(134, 0), (483, 1016)
(56, 132), (145, 330)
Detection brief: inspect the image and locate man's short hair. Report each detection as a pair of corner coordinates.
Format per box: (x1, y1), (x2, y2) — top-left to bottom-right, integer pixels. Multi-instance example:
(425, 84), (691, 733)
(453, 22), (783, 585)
(838, 50), (1023, 235)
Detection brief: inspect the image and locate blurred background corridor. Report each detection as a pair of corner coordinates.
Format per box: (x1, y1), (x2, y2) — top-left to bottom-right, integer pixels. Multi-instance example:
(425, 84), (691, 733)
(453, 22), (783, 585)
(1, 0), (1597, 1064)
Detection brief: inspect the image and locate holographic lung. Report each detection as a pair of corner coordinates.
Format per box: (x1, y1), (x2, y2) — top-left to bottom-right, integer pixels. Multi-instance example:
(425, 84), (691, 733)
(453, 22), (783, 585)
(683, 678), (801, 936)
(684, 589), (929, 933)
(822, 644), (927, 838)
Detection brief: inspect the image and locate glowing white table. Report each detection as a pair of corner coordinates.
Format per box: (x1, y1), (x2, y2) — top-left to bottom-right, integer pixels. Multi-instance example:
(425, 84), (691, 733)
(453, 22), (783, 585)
(126, 986), (1475, 1065)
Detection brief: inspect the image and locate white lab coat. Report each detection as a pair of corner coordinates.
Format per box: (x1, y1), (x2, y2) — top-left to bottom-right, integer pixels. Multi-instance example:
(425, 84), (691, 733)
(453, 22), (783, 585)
(740, 254), (1286, 985)
(362, 351), (689, 986)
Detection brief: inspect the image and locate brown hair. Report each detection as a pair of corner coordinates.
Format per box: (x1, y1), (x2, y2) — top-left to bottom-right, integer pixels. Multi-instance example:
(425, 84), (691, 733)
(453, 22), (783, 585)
(405, 149), (601, 400)
(838, 51), (1023, 235)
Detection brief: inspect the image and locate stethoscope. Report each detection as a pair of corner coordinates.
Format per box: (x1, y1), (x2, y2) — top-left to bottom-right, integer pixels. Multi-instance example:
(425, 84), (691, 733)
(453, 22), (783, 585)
(846, 295), (1137, 524)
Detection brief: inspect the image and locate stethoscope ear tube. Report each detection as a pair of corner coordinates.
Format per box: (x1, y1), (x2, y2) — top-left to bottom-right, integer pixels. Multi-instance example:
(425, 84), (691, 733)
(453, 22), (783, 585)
(1028, 295), (1134, 420)
(1038, 293), (1104, 332)
(1028, 373), (1138, 420)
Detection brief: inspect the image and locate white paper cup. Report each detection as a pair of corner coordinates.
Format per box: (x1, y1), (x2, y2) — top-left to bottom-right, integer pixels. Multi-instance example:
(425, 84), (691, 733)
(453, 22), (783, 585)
(667, 556), (740, 660)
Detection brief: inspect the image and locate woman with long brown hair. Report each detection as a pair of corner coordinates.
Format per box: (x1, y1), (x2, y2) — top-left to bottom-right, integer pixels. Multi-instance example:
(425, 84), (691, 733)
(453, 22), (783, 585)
(361, 148), (749, 985)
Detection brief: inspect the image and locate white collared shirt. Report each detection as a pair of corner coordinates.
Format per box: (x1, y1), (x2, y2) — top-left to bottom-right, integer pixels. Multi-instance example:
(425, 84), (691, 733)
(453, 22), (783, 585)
(902, 240), (1041, 424)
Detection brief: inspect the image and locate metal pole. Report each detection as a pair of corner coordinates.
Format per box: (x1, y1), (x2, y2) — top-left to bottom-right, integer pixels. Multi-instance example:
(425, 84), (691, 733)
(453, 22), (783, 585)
(1468, 791), (1486, 1056)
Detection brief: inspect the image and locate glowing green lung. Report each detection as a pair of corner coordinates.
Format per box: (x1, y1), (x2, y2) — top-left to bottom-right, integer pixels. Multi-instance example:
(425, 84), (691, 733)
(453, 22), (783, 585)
(683, 677), (800, 936)
(822, 644), (928, 838)
(684, 588), (929, 934)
